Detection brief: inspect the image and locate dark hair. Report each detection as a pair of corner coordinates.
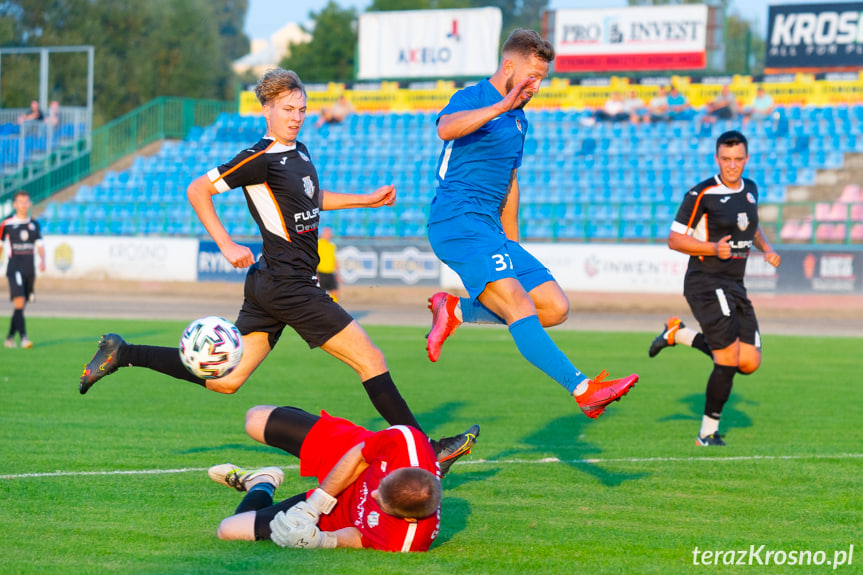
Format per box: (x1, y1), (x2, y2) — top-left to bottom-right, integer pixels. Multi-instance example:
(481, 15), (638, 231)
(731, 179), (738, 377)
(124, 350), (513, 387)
(502, 29), (555, 63)
(716, 130), (748, 154)
(377, 467), (442, 519)
(13, 190), (30, 201)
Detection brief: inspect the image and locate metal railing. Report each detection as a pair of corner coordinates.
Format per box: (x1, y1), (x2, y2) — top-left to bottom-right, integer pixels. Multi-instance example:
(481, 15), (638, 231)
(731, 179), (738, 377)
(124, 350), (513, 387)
(0, 97), (233, 217)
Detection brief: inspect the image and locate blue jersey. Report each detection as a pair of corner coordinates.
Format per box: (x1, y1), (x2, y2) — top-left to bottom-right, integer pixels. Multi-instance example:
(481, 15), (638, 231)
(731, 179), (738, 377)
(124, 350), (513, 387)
(429, 79), (527, 225)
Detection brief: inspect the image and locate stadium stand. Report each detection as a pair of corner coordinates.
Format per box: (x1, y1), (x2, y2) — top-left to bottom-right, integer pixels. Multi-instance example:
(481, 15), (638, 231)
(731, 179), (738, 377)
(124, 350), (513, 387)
(37, 105), (863, 242)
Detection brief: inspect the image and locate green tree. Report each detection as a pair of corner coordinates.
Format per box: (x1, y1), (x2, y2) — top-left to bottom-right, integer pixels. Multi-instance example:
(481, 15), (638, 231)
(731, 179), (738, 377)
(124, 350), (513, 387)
(0, 0), (248, 125)
(280, 1), (357, 83)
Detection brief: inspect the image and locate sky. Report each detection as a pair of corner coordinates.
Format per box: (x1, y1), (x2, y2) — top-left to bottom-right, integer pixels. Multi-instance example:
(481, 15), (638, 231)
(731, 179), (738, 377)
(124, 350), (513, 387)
(243, 0), (836, 40)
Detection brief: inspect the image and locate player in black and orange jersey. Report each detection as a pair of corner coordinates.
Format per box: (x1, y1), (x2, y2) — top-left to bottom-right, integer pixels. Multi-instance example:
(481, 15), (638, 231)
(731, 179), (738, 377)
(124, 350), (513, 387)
(78, 68), (477, 474)
(1, 190), (45, 349)
(648, 130), (781, 446)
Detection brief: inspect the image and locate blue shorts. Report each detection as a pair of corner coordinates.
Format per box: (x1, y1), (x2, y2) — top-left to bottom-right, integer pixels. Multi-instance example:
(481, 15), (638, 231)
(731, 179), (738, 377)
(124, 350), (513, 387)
(428, 212), (554, 299)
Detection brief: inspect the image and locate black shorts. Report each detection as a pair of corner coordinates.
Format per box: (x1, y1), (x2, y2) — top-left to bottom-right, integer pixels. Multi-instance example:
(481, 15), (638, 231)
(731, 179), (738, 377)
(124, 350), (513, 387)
(235, 261), (354, 349)
(317, 272), (338, 292)
(7, 269), (35, 301)
(684, 272), (760, 351)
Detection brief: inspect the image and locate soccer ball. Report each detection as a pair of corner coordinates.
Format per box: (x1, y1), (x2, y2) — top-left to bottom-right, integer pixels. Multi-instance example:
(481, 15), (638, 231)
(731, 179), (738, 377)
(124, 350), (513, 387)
(179, 316), (243, 379)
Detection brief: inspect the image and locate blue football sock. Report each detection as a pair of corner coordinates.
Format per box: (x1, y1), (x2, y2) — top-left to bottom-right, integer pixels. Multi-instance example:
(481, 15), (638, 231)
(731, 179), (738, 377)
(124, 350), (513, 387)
(508, 315), (588, 395)
(459, 298), (506, 325)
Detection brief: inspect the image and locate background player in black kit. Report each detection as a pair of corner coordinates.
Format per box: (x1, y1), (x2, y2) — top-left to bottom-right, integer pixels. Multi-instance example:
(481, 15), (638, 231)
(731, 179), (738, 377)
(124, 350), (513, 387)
(648, 131), (781, 446)
(1, 190), (45, 349)
(79, 68), (477, 473)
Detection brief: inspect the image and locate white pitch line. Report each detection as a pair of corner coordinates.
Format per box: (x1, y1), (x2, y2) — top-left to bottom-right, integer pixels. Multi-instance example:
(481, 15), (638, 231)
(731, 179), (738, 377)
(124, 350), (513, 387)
(460, 453), (863, 465)
(2, 453), (861, 480)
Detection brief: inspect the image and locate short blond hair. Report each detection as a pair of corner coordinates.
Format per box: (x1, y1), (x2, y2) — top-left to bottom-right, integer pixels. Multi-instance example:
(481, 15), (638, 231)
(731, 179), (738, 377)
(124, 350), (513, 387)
(254, 68), (306, 106)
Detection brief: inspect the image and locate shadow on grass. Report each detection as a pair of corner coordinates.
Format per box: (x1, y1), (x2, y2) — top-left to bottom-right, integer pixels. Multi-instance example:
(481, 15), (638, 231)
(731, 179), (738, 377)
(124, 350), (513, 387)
(490, 414), (648, 487)
(657, 392), (757, 435)
(434, 495), (472, 548)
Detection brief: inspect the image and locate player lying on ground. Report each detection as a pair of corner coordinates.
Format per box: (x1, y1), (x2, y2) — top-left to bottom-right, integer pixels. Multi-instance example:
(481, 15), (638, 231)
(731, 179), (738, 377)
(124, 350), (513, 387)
(210, 405), (474, 551)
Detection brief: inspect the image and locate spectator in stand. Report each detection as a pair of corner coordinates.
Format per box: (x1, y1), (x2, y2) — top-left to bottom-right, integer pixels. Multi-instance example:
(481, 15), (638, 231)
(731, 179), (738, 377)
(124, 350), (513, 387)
(666, 86), (692, 121)
(595, 92), (629, 122)
(622, 90), (647, 124)
(702, 85), (738, 124)
(647, 86), (670, 122)
(17, 100), (43, 124)
(742, 87), (775, 127)
(45, 101), (60, 129)
(316, 94), (355, 129)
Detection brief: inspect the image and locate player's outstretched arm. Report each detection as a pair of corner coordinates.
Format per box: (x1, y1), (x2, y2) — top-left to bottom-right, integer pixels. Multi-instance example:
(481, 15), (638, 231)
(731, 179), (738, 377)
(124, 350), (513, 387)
(187, 174), (254, 269)
(321, 186), (396, 211)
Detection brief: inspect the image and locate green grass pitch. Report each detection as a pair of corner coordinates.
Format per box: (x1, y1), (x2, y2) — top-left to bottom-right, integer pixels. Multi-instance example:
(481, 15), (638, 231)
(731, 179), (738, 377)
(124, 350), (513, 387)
(1, 317), (861, 574)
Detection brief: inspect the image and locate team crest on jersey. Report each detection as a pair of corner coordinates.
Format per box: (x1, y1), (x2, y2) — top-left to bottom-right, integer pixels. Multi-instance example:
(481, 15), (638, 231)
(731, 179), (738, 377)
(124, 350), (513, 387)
(299, 151), (310, 162)
(737, 212), (750, 231)
(747, 192), (756, 204)
(367, 511), (380, 528)
(302, 175), (315, 199)
(515, 118), (523, 133)
(20, 229), (29, 241)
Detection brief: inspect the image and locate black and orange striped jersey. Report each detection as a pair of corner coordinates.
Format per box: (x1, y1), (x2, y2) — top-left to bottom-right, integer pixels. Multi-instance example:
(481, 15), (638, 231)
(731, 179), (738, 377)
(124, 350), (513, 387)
(208, 137), (322, 278)
(670, 175), (759, 280)
(1, 215), (42, 276)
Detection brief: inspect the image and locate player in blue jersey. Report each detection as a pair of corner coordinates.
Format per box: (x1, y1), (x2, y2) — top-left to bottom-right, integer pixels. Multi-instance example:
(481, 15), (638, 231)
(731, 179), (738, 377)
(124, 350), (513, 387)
(424, 29), (638, 419)
(78, 68), (476, 473)
(1, 190), (45, 349)
(648, 131), (781, 446)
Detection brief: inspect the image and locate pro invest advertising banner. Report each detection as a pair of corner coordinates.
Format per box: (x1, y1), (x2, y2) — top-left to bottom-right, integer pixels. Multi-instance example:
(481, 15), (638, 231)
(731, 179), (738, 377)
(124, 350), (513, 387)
(551, 5), (708, 73)
(765, 2), (863, 72)
(357, 7), (501, 80)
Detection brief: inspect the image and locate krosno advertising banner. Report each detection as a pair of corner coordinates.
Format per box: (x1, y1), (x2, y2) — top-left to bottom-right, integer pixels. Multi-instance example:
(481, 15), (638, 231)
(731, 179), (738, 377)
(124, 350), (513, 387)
(357, 7), (502, 80)
(765, 2), (863, 72)
(551, 4), (708, 72)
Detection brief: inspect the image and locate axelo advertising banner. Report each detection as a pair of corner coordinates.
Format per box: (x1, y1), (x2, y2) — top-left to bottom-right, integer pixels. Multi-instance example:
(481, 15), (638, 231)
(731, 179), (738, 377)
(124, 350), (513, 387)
(766, 2), (863, 71)
(550, 5), (708, 73)
(357, 7), (502, 80)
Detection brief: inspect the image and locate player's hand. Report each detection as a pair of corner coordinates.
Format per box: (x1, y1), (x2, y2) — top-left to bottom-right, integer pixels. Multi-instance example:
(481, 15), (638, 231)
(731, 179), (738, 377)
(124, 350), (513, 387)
(270, 509), (319, 548)
(221, 242), (255, 269)
(764, 250), (781, 268)
(367, 184), (396, 208)
(285, 501), (320, 526)
(499, 77), (536, 112)
(714, 235), (732, 260)
(269, 508), (336, 549)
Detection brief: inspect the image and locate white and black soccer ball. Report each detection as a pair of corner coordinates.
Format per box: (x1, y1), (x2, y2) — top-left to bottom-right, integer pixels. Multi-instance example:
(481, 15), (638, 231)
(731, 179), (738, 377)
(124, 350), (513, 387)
(179, 316), (243, 379)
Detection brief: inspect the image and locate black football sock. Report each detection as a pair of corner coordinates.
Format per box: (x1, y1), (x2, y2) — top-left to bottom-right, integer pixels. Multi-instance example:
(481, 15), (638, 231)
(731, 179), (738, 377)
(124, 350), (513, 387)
(10, 309), (24, 338)
(120, 344), (207, 386)
(692, 333), (713, 358)
(235, 483), (276, 515)
(704, 364), (737, 419)
(362, 372), (423, 431)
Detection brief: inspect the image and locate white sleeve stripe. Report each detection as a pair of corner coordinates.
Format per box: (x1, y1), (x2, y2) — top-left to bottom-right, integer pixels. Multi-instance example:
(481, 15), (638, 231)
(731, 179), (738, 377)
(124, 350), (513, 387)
(400, 522), (417, 552)
(208, 168), (231, 194)
(438, 142), (452, 180)
(670, 220), (689, 235)
(390, 425), (420, 467)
